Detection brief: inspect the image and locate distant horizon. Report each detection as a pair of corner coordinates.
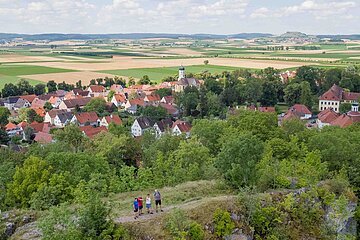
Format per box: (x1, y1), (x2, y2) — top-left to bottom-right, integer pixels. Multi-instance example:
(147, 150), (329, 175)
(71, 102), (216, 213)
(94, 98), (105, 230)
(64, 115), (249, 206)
(1, 32), (360, 36)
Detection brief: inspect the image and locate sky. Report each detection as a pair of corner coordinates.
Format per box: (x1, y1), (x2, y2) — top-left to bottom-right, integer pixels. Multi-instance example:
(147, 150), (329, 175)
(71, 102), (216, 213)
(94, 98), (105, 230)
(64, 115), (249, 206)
(0, 0), (359, 35)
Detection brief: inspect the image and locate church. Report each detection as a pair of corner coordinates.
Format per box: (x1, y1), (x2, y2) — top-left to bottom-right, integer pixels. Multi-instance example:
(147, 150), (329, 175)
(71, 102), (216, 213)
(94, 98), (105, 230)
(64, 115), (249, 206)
(174, 66), (201, 93)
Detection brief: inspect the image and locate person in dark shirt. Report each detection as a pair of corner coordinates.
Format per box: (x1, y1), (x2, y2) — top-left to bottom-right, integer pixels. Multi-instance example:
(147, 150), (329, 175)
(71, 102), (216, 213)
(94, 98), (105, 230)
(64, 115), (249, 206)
(154, 189), (163, 213)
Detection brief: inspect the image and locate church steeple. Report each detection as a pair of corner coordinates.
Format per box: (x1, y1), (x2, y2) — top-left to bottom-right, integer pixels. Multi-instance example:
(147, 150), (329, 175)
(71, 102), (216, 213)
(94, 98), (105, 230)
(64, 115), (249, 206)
(178, 66), (185, 80)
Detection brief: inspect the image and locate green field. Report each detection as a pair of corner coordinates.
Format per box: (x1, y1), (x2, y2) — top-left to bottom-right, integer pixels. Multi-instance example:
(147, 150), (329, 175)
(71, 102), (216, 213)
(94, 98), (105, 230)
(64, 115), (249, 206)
(100, 65), (243, 82)
(0, 75), (43, 90)
(0, 64), (74, 76)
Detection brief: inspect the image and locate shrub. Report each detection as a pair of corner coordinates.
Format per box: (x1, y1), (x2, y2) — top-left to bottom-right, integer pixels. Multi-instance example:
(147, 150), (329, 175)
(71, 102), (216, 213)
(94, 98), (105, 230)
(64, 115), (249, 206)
(213, 208), (235, 238)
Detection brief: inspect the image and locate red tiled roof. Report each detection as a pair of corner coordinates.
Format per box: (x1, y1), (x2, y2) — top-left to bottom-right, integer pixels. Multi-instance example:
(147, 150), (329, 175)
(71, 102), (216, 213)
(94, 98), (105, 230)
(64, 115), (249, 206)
(33, 108), (46, 117)
(110, 84), (124, 92)
(283, 110), (299, 121)
(319, 84), (343, 101)
(145, 94), (161, 102)
(331, 114), (353, 128)
(259, 107), (276, 113)
(29, 122), (50, 133)
(5, 122), (17, 131)
(17, 121), (28, 129)
(343, 92), (360, 101)
(47, 109), (68, 118)
(19, 94), (36, 103)
(80, 126), (108, 138)
(291, 104), (312, 115)
(34, 132), (53, 144)
(172, 120), (192, 133)
(31, 98), (46, 108)
(318, 108), (339, 124)
(113, 94), (127, 103)
(160, 103), (178, 115)
(62, 97), (91, 108)
(48, 96), (60, 104)
(74, 112), (99, 124)
(88, 85), (105, 93)
(161, 96), (174, 104)
(103, 114), (122, 125)
(129, 98), (145, 107)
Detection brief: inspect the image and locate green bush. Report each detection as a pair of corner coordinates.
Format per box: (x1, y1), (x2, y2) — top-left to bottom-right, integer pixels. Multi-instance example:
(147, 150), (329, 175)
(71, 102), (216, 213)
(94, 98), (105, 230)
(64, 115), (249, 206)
(213, 208), (235, 238)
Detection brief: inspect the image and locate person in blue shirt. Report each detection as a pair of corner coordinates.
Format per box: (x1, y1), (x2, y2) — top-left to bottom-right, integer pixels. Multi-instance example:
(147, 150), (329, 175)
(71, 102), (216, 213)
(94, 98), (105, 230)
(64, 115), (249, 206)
(133, 198), (139, 219)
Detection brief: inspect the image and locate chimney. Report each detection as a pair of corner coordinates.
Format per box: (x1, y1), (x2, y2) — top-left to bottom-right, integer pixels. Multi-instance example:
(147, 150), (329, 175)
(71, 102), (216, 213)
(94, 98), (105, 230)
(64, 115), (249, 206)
(352, 102), (359, 112)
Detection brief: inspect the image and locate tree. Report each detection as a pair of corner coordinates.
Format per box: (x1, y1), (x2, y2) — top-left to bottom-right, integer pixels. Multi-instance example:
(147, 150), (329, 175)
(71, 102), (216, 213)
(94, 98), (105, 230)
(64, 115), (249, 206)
(84, 98), (107, 115)
(54, 125), (87, 152)
(44, 102), (53, 111)
(162, 76), (176, 82)
(339, 102), (352, 114)
(107, 90), (115, 102)
(284, 83), (302, 106)
(0, 107), (11, 126)
(23, 126), (35, 142)
(47, 80), (57, 93)
(34, 83), (46, 95)
(0, 128), (9, 144)
(296, 66), (323, 94)
(6, 156), (51, 207)
(17, 79), (34, 95)
(260, 81), (278, 106)
(299, 81), (313, 109)
(140, 106), (168, 121)
(204, 60), (209, 65)
(191, 119), (228, 156)
(154, 88), (172, 98)
(128, 77), (136, 86)
(204, 78), (223, 95)
(25, 108), (42, 123)
(139, 75), (151, 85)
(76, 80), (82, 89)
(242, 78), (263, 104)
(216, 133), (264, 187)
(323, 68), (342, 91)
(2, 83), (19, 97)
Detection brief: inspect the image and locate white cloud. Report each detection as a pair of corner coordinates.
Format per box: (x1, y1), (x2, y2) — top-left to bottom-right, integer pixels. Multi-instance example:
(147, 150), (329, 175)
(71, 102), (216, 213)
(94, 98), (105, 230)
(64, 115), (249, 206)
(250, 7), (269, 18)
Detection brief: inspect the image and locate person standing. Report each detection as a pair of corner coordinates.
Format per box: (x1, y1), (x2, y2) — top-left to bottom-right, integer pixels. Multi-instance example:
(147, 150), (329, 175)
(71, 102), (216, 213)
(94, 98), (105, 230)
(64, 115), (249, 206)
(146, 194), (152, 214)
(133, 197), (139, 219)
(154, 189), (163, 213)
(138, 196), (143, 215)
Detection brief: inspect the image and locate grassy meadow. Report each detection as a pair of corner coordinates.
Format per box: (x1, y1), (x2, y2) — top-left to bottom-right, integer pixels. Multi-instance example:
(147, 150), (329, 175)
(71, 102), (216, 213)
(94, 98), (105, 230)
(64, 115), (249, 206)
(100, 65), (242, 82)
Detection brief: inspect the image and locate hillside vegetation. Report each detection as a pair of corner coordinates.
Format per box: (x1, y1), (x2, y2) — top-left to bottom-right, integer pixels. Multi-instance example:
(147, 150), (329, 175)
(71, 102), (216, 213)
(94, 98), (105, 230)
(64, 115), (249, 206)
(0, 109), (359, 239)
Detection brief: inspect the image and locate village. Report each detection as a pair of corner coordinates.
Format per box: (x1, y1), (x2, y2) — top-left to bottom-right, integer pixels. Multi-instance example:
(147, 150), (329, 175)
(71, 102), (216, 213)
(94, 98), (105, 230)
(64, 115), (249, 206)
(1, 65), (359, 146)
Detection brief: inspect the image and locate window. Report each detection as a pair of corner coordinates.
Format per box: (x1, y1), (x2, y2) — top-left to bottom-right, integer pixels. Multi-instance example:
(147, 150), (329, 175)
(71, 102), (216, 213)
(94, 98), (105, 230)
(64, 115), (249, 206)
(320, 107), (323, 110)
(332, 102), (334, 105)
(335, 108), (337, 111)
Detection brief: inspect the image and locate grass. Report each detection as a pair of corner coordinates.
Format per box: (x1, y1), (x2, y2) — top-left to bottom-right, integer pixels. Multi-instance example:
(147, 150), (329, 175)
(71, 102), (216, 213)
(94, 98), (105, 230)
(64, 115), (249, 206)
(0, 64), (74, 76)
(100, 65), (243, 82)
(0, 75), (43, 89)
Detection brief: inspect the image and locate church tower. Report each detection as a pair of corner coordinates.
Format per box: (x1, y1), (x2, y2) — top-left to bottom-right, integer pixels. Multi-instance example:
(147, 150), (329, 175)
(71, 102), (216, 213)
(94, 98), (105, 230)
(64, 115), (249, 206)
(178, 66), (185, 80)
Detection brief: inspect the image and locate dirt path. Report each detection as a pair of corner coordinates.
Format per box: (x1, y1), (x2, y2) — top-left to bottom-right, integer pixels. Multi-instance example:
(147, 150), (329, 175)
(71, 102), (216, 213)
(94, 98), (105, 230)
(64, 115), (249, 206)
(114, 195), (235, 224)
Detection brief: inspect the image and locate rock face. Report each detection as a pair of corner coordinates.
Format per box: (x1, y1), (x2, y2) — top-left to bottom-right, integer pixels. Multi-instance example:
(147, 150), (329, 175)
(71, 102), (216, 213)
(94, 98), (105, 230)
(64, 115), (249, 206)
(1, 210), (38, 239)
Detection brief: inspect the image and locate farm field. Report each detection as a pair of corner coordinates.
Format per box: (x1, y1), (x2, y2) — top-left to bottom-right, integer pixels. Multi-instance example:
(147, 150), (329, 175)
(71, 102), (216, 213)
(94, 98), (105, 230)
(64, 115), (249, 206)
(101, 65), (241, 82)
(0, 75), (42, 89)
(0, 39), (359, 89)
(21, 71), (117, 85)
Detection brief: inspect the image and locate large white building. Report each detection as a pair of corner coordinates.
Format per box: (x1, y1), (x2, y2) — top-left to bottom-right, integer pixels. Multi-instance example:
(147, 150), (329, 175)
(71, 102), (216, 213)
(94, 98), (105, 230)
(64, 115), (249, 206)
(319, 84), (360, 113)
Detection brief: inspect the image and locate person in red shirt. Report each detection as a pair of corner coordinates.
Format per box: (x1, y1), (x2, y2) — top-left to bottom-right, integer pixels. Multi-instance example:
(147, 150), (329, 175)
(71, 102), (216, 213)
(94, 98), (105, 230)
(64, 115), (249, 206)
(137, 197), (143, 215)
